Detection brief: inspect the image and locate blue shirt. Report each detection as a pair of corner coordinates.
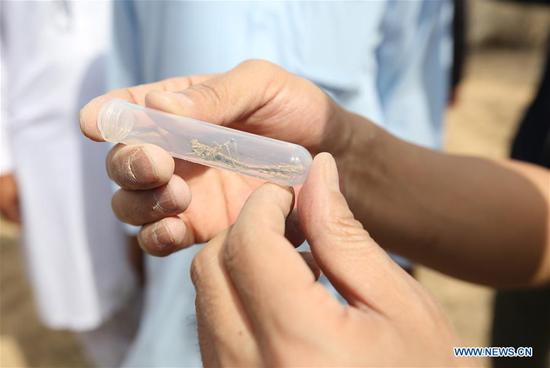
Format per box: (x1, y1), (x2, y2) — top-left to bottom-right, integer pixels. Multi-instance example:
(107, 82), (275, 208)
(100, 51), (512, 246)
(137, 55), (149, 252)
(111, 1), (452, 147)
(110, 2), (452, 366)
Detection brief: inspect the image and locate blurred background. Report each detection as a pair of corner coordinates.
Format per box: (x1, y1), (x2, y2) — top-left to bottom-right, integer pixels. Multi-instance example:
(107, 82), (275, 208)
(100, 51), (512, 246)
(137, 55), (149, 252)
(1, 0), (550, 367)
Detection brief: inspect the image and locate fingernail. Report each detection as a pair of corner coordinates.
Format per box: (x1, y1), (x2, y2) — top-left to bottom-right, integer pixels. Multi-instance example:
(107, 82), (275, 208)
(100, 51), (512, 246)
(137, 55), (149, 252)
(152, 188), (174, 214)
(128, 147), (156, 183)
(279, 184), (295, 197)
(151, 221), (173, 250)
(320, 153), (340, 192)
(265, 183), (295, 210)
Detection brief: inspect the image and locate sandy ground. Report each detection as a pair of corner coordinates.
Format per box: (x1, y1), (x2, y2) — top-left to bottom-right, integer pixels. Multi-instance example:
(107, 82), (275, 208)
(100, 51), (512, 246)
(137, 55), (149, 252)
(0, 46), (546, 367)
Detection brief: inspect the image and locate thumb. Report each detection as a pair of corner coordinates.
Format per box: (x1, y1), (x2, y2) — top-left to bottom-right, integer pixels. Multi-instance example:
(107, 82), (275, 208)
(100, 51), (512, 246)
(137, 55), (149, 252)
(298, 153), (417, 314)
(144, 60), (285, 130)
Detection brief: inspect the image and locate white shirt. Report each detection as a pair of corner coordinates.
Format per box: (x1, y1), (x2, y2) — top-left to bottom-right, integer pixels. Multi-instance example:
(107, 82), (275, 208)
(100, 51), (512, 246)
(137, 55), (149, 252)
(0, 0), (137, 331)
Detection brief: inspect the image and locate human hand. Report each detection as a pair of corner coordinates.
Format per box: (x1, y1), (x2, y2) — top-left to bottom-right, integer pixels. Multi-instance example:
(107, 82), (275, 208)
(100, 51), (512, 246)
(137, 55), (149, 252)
(80, 60), (353, 255)
(191, 153), (461, 367)
(0, 173), (21, 224)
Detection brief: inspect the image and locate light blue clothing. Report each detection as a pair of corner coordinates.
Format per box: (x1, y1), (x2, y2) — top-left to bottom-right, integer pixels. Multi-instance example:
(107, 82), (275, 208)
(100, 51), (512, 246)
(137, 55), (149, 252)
(110, 2), (452, 366)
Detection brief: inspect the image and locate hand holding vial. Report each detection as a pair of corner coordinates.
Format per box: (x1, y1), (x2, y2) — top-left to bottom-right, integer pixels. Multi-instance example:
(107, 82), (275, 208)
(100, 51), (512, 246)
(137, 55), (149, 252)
(80, 60), (350, 255)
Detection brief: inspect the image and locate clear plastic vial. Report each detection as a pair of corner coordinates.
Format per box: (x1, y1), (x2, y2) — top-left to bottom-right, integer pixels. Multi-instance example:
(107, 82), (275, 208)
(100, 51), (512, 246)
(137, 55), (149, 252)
(98, 99), (312, 186)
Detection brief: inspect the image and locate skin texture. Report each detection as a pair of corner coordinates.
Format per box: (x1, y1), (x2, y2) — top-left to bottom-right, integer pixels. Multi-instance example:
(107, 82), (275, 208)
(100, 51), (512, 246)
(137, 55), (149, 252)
(80, 59), (549, 365)
(0, 173), (21, 223)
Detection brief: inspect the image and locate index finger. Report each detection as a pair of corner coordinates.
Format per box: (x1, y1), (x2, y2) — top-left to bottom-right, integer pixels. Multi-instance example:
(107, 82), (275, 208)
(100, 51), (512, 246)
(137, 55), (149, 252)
(80, 75), (212, 141)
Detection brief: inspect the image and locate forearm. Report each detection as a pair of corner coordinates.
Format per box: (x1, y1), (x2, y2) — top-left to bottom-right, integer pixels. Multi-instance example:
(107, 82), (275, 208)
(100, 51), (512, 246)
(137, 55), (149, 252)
(333, 109), (550, 288)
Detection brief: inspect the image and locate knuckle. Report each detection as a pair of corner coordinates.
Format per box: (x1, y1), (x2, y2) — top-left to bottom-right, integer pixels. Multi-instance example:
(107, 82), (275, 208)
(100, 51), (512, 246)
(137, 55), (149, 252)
(326, 213), (370, 244)
(323, 192), (372, 244)
(239, 59), (279, 73)
(187, 83), (224, 107)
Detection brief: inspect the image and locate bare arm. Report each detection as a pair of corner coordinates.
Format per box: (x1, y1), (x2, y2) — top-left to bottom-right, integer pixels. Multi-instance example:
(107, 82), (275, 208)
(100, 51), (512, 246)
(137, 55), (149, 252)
(334, 109), (550, 288)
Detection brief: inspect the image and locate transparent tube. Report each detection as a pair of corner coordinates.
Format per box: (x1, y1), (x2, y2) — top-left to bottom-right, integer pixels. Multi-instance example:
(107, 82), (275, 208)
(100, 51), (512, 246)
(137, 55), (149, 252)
(98, 99), (312, 186)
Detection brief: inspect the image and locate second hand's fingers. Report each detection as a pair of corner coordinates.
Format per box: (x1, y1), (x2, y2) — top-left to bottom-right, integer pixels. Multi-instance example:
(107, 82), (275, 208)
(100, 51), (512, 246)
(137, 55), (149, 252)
(106, 144), (175, 190)
(191, 231), (261, 366)
(80, 74), (213, 141)
(223, 184), (342, 339)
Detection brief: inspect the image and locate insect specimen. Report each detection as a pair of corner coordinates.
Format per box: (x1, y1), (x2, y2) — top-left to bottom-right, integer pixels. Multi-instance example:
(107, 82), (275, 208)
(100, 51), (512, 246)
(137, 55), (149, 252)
(190, 139), (304, 179)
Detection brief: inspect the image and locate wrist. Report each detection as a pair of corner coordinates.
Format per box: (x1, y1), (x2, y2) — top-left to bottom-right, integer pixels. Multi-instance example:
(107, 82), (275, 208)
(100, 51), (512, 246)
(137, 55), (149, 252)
(321, 104), (383, 163)
(323, 107), (393, 234)
(317, 104), (354, 159)
(326, 107), (382, 192)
